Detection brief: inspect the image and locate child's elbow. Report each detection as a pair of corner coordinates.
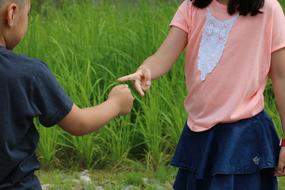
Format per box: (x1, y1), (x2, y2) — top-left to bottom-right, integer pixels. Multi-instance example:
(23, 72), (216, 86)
(67, 122), (91, 136)
(67, 129), (87, 136)
(58, 105), (93, 136)
(59, 119), (91, 136)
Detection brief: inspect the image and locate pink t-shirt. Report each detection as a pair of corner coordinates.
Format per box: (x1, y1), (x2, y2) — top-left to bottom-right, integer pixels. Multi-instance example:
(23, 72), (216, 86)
(170, 0), (285, 132)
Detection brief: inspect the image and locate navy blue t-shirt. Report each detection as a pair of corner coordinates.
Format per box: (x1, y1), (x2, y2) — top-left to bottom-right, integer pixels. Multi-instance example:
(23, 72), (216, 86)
(0, 47), (73, 188)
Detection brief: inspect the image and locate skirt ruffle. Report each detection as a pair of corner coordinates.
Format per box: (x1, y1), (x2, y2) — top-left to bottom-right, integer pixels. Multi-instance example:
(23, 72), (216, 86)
(173, 168), (278, 190)
(171, 111), (280, 179)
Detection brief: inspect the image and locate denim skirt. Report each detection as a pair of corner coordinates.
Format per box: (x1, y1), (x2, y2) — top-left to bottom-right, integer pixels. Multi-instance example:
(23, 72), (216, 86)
(171, 111), (280, 190)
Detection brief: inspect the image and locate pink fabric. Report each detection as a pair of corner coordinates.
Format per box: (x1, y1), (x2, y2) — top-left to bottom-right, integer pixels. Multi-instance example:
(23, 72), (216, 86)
(170, 0), (285, 131)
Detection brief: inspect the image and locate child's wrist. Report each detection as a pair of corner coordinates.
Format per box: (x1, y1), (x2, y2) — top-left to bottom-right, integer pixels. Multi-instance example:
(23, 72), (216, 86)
(137, 65), (149, 72)
(107, 97), (121, 117)
(281, 139), (285, 147)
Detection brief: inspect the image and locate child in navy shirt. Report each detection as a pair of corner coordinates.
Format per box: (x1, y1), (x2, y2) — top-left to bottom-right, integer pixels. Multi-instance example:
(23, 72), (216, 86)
(0, 0), (134, 189)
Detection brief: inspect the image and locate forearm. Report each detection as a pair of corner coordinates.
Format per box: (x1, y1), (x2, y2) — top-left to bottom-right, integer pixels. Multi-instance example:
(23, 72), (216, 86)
(139, 53), (176, 80)
(59, 99), (120, 136)
(271, 48), (285, 138)
(80, 99), (120, 133)
(272, 78), (285, 137)
(273, 77), (285, 177)
(138, 27), (187, 80)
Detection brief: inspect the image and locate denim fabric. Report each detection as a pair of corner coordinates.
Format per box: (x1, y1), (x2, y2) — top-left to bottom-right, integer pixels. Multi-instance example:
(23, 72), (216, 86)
(171, 111), (280, 189)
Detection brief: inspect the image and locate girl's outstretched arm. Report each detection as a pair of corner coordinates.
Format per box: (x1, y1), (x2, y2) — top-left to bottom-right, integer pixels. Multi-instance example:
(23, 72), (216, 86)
(118, 27), (187, 96)
(270, 48), (285, 176)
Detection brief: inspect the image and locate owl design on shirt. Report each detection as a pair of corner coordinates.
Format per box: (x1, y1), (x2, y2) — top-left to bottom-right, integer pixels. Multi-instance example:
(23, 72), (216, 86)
(197, 10), (238, 81)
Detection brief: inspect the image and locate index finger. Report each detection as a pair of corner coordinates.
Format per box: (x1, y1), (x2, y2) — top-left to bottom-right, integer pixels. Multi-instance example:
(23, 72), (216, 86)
(118, 73), (138, 82)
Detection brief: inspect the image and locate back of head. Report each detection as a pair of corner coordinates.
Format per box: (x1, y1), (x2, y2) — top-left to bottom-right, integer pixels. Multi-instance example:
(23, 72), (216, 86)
(0, 0), (25, 8)
(0, 0), (30, 49)
(190, 0), (265, 16)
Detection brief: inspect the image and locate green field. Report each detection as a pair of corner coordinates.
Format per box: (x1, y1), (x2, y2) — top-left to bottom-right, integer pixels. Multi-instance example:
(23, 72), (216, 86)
(15, 0), (285, 189)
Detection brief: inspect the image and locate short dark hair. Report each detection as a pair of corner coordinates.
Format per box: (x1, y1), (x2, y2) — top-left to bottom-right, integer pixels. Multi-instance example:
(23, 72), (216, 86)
(0, 0), (24, 6)
(190, 0), (264, 16)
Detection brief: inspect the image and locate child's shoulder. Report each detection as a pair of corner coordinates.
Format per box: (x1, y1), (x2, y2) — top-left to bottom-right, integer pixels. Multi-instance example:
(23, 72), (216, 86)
(0, 48), (50, 82)
(180, 0), (194, 8)
(175, 0), (195, 16)
(263, 0), (283, 12)
(17, 55), (49, 75)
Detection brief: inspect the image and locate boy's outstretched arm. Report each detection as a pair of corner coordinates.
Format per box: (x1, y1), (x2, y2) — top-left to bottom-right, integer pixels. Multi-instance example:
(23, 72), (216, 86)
(58, 85), (134, 136)
(118, 27), (187, 96)
(270, 48), (285, 176)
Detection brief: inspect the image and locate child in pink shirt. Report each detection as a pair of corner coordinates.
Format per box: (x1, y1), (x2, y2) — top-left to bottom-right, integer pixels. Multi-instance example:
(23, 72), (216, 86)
(119, 0), (285, 189)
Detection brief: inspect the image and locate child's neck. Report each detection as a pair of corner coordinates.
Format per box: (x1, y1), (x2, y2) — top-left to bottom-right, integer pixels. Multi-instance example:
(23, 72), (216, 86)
(0, 33), (6, 48)
(217, 0), (228, 5)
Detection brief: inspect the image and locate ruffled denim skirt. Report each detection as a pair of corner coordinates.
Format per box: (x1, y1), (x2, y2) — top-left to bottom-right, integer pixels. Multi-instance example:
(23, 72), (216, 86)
(171, 111), (280, 190)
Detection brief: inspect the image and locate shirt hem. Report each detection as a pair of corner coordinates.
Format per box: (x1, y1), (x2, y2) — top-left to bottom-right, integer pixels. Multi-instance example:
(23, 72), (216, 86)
(272, 43), (285, 53)
(170, 23), (189, 34)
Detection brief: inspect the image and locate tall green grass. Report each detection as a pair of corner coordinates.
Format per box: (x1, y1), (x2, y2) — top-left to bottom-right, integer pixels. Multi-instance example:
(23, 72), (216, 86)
(280, 0), (285, 9)
(16, 0), (284, 171)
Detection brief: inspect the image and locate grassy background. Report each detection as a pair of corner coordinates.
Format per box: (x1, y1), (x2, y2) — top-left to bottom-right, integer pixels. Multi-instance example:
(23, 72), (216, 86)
(20, 0), (186, 170)
(15, 0), (285, 188)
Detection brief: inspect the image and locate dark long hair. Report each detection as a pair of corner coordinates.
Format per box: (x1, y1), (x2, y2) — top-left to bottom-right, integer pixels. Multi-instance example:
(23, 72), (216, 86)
(190, 0), (265, 16)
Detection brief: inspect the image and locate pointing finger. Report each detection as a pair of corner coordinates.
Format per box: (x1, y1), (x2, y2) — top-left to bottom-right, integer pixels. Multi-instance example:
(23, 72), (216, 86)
(118, 73), (138, 82)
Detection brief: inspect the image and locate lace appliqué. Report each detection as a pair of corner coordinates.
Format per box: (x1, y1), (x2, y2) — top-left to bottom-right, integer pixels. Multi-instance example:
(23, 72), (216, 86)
(197, 10), (238, 81)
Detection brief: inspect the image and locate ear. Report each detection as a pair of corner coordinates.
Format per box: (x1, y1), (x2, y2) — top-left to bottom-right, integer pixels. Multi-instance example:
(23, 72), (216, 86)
(6, 3), (18, 27)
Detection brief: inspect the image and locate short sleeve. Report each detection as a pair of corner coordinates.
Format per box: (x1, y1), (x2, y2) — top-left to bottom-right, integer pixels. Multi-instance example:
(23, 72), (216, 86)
(31, 61), (73, 127)
(170, 0), (192, 34)
(271, 1), (285, 52)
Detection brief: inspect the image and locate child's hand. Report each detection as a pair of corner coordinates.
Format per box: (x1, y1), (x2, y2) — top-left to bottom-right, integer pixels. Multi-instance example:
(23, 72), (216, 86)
(275, 147), (285, 176)
(118, 67), (151, 96)
(108, 84), (134, 116)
